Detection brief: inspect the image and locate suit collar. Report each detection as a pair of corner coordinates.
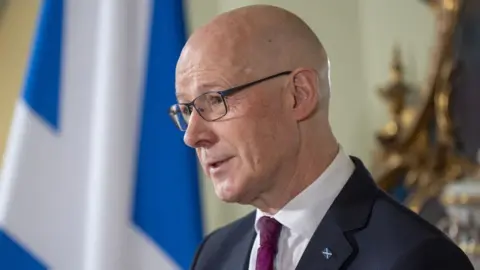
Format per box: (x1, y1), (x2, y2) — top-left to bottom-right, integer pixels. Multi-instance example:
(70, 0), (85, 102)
(211, 212), (256, 270)
(327, 156), (378, 232)
(295, 156), (379, 270)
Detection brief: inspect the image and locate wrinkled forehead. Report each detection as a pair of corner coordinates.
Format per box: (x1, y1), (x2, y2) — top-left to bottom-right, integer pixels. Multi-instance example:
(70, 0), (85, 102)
(175, 46), (253, 101)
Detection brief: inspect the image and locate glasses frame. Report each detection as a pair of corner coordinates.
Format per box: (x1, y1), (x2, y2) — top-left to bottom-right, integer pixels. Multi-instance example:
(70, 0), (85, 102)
(170, 70), (292, 130)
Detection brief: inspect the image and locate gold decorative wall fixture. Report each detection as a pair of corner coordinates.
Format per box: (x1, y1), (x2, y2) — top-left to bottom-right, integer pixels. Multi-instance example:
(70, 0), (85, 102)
(373, 0), (480, 217)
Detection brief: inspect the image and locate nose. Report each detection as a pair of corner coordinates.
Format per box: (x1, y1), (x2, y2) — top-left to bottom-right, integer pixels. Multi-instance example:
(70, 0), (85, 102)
(183, 110), (216, 148)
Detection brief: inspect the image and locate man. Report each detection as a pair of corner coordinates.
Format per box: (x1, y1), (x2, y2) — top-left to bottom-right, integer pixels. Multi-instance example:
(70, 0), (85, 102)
(170, 4), (474, 270)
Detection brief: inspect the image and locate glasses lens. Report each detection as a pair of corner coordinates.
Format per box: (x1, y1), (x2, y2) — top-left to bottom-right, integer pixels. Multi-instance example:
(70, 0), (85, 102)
(169, 92), (228, 131)
(169, 104), (190, 131)
(195, 92), (227, 121)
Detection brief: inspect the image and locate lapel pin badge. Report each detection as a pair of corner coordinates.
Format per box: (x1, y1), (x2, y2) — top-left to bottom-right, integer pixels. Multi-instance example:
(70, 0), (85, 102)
(322, 248), (333, 260)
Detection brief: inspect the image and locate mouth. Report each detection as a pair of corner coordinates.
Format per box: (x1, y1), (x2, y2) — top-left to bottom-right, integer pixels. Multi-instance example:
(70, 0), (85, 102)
(206, 157), (234, 173)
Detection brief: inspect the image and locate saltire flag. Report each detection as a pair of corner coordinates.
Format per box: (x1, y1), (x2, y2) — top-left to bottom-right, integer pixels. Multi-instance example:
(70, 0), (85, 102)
(0, 0), (203, 269)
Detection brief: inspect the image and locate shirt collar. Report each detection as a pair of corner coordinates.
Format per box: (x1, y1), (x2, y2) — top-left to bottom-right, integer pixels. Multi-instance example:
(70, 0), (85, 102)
(254, 147), (355, 239)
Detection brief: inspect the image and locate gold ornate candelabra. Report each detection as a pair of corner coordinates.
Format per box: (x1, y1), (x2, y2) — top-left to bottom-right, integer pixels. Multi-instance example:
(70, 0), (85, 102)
(374, 0), (480, 264)
(374, 0), (479, 213)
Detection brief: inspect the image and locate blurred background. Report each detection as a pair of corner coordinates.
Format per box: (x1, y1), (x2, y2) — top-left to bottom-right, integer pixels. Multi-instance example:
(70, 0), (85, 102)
(0, 0), (437, 233)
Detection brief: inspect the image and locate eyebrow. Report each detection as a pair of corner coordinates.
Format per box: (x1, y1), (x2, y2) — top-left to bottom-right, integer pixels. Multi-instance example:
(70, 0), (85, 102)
(175, 92), (188, 100)
(176, 83), (229, 101)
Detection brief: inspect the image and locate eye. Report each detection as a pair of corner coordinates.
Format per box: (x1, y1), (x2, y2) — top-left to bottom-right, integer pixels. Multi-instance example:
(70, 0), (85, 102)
(186, 104), (195, 114)
(178, 104), (192, 115)
(206, 94), (223, 106)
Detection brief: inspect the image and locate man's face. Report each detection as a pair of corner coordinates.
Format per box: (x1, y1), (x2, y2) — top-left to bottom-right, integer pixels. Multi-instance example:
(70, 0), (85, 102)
(175, 52), (299, 204)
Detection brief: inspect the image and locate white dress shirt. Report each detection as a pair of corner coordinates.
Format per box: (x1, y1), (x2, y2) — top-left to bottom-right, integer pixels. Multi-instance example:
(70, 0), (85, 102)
(248, 148), (355, 270)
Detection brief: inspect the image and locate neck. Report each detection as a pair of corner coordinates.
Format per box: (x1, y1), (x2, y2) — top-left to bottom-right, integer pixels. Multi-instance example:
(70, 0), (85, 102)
(252, 128), (339, 215)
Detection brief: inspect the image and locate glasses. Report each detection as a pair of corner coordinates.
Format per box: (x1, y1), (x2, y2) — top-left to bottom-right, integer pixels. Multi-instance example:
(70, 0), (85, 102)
(169, 71), (291, 131)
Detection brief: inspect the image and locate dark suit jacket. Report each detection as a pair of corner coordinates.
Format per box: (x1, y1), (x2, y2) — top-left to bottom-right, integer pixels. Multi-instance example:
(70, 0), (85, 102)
(191, 157), (474, 270)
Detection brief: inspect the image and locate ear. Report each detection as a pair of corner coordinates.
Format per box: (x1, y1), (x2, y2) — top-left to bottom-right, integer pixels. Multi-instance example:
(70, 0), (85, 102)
(290, 69), (320, 121)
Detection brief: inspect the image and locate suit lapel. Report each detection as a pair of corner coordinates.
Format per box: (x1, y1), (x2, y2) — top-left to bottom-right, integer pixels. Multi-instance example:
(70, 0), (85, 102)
(213, 212), (256, 270)
(296, 157), (379, 270)
(228, 229), (255, 270)
(296, 217), (353, 270)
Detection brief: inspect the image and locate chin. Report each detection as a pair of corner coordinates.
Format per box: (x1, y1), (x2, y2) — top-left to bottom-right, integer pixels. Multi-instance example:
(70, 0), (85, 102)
(212, 177), (244, 203)
(214, 185), (241, 203)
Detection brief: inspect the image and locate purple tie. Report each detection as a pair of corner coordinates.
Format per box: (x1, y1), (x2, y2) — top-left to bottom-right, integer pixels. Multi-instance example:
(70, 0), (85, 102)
(256, 216), (282, 270)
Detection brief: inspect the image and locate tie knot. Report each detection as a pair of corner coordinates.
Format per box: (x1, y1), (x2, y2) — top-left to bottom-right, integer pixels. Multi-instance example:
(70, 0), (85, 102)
(258, 216), (282, 247)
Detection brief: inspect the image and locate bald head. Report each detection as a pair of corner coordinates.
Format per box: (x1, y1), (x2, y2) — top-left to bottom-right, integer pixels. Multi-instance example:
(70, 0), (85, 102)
(177, 4), (331, 106)
(173, 5), (339, 210)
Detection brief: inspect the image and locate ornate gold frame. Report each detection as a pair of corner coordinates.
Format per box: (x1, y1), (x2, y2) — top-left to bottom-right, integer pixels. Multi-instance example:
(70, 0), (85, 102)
(374, 0), (480, 213)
